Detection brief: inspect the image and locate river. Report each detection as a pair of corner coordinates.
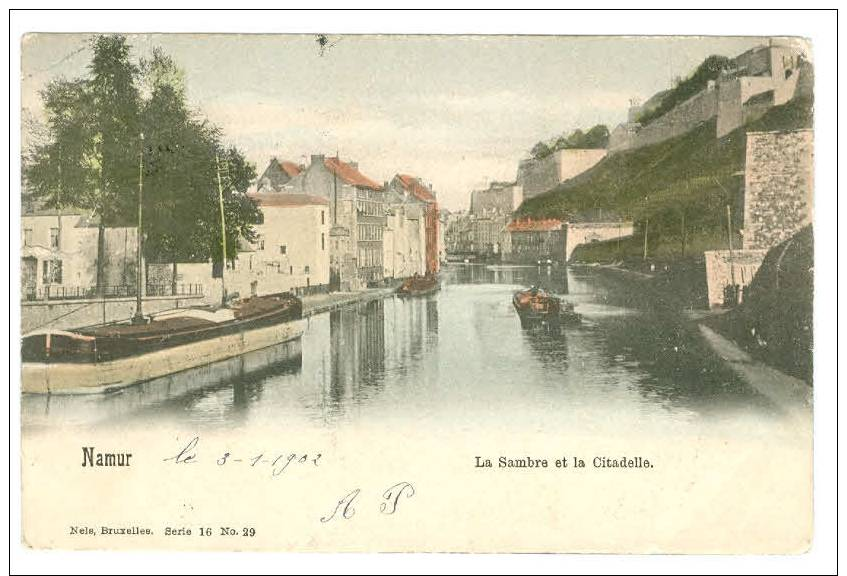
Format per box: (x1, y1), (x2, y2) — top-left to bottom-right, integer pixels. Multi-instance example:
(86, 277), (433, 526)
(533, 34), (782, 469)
(22, 264), (779, 434)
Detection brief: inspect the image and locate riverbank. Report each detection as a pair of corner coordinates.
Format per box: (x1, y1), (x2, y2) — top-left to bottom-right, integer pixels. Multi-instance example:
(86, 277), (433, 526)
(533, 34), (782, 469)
(301, 286), (398, 317)
(576, 259), (709, 311)
(581, 261), (812, 414)
(698, 324), (812, 417)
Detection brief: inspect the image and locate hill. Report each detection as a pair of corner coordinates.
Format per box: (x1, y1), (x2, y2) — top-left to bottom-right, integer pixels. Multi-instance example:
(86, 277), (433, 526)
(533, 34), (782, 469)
(516, 94), (813, 264)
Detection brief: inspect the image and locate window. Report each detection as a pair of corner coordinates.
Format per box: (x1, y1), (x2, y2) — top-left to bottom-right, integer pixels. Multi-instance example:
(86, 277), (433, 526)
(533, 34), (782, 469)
(50, 228), (59, 249)
(289, 265), (293, 275)
(256, 211), (264, 224)
(321, 211), (325, 225)
(321, 233), (325, 251)
(43, 259), (63, 284)
(280, 245), (287, 255)
(23, 229), (32, 246)
(305, 265), (310, 275)
(258, 236), (265, 251)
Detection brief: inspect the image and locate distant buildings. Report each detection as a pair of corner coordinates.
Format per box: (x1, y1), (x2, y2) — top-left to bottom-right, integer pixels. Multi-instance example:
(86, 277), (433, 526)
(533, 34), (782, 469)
(505, 218), (565, 264)
(516, 149), (606, 200)
(388, 174), (439, 275)
(444, 210), (511, 261)
(470, 181), (523, 215)
(255, 158), (303, 193)
(564, 220), (635, 261)
(250, 156), (441, 291)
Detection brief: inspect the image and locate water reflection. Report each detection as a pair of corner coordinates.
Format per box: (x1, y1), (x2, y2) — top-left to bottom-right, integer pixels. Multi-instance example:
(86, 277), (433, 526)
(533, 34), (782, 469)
(521, 324), (570, 372)
(22, 263), (779, 433)
(320, 295), (439, 421)
(446, 263), (568, 294)
(22, 339), (302, 430)
(327, 300), (386, 412)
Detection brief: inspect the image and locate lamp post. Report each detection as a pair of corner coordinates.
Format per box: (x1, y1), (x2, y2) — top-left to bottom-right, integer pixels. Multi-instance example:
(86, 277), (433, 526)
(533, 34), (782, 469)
(131, 133), (146, 324)
(216, 153), (228, 307)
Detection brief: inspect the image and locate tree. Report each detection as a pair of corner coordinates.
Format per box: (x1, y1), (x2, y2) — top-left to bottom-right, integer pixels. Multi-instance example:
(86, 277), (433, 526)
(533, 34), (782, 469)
(138, 49), (259, 287)
(583, 124), (610, 149)
(88, 36), (143, 292)
(24, 35), (261, 296)
(565, 129), (586, 149)
(24, 35), (141, 294)
(531, 141), (552, 160)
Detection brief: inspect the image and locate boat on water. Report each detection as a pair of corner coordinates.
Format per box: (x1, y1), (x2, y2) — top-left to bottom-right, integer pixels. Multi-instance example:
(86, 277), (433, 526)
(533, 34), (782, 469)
(21, 293), (305, 394)
(396, 274), (440, 297)
(512, 286), (581, 327)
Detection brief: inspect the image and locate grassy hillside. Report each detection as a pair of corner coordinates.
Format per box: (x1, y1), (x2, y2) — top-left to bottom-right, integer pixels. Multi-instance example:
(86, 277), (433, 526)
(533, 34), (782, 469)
(517, 95), (813, 264)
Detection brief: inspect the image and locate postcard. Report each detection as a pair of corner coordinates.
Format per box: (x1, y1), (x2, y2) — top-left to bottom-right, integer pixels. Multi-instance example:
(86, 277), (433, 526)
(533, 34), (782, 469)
(17, 29), (816, 555)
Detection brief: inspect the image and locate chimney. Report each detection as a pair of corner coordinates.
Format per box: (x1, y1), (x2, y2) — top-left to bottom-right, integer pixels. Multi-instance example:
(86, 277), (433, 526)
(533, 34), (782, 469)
(310, 154), (325, 166)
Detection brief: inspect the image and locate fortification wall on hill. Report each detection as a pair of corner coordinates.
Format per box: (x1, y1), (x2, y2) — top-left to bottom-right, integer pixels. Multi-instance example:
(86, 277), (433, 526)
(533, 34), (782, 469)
(743, 129), (814, 251)
(627, 86), (720, 150)
(517, 149), (607, 200)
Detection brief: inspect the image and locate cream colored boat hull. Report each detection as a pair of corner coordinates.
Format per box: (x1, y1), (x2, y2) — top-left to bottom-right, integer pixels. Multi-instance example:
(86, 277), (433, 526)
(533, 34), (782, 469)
(21, 319), (306, 395)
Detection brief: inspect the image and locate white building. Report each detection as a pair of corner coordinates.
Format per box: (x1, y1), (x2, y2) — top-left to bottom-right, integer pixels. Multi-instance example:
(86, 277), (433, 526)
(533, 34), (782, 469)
(564, 221), (635, 261)
(242, 193), (331, 296)
(21, 208), (137, 300)
(383, 203), (426, 280)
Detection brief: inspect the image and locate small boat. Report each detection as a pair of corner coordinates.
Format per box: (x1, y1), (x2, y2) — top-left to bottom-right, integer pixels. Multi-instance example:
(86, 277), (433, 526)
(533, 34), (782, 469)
(512, 287), (581, 326)
(21, 293), (305, 394)
(396, 274), (440, 297)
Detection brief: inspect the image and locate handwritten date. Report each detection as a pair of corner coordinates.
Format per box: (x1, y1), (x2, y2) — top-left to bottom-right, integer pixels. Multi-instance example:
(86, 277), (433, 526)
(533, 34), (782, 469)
(163, 436), (321, 477)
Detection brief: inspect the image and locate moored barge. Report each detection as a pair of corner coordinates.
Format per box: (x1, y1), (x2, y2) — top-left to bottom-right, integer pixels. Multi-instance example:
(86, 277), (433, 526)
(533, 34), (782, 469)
(21, 293), (305, 394)
(396, 274), (440, 297)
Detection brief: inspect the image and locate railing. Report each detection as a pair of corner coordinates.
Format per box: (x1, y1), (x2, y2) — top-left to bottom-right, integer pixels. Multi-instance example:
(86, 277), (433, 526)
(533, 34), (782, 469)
(22, 284), (204, 302)
(145, 284), (205, 297)
(291, 284), (330, 298)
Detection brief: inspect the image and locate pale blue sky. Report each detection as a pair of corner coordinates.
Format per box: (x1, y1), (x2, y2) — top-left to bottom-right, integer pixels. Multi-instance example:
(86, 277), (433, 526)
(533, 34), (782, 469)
(22, 34), (765, 209)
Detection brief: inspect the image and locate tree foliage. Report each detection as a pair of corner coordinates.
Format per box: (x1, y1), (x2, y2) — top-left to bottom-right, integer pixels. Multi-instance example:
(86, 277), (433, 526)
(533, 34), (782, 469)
(23, 34), (260, 270)
(635, 55), (732, 126)
(531, 124), (609, 160)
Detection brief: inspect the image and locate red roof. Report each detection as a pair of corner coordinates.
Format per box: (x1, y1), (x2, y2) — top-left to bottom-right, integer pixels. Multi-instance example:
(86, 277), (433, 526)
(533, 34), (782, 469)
(248, 193), (329, 207)
(506, 218), (562, 232)
(396, 174), (436, 203)
(324, 157), (382, 191)
(276, 160), (302, 178)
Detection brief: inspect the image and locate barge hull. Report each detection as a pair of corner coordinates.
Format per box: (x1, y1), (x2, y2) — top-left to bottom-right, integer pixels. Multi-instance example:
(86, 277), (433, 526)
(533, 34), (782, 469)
(22, 319), (306, 395)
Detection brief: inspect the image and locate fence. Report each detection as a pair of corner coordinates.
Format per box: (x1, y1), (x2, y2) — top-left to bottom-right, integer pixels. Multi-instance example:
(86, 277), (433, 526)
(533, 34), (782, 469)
(22, 284), (204, 302)
(291, 283), (330, 298)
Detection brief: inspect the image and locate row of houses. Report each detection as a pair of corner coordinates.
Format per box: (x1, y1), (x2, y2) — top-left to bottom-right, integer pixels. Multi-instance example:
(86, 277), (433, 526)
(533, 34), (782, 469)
(444, 180), (634, 264)
(445, 213), (635, 264)
(21, 154), (441, 305)
(253, 154), (440, 292)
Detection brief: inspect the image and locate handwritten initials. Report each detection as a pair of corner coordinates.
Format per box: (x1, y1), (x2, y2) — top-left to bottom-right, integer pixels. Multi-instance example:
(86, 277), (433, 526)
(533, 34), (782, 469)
(380, 482), (415, 515)
(320, 489), (360, 523)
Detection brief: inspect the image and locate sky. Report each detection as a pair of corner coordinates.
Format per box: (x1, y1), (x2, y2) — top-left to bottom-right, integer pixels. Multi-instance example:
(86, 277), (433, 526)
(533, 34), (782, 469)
(21, 34), (765, 210)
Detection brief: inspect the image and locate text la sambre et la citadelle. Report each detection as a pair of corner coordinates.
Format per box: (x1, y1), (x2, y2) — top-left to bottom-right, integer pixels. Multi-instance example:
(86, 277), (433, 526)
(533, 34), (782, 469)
(475, 455), (653, 469)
